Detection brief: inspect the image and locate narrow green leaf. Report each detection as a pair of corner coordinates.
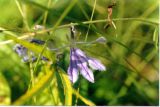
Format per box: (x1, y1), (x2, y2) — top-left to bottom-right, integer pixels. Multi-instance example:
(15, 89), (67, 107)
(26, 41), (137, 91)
(58, 68), (72, 106)
(15, 0), (30, 30)
(111, 21), (118, 38)
(72, 89), (96, 106)
(13, 70), (54, 105)
(153, 27), (158, 42)
(0, 73), (11, 105)
(85, 0), (97, 41)
(153, 27), (158, 49)
(5, 34), (53, 62)
(58, 68), (95, 106)
(0, 27), (54, 61)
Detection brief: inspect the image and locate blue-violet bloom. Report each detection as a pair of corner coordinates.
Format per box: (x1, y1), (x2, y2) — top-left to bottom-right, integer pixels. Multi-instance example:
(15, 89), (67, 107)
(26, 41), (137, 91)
(67, 48), (106, 83)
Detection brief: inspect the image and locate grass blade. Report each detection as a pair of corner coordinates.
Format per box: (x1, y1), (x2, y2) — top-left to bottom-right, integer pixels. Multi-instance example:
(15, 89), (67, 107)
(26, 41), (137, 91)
(2, 30), (53, 60)
(58, 67), (95, 106)
(72, 89), (96, 106)
(58, 68), (72, 106)
(13, 68), (54, 105)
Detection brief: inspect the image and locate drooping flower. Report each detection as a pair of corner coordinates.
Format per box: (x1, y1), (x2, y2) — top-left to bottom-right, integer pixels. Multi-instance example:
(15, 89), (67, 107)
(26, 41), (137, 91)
(67, 25), (106, 83)
(13, 39), (49, 62)
(67, 48), (106, 83)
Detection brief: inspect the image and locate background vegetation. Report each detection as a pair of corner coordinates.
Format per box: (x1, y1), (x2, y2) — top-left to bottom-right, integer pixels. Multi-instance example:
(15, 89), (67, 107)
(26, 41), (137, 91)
(0, 0), (159, 106)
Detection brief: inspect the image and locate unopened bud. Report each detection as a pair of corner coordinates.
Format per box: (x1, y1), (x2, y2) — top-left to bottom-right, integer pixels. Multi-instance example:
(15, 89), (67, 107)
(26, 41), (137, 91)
(95, 37), (107, 43)
(34, 25), (45, 30)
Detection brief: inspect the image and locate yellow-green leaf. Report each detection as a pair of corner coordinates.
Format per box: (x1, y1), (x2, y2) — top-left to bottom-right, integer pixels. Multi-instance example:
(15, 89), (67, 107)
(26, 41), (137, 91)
(72, 89), (96, 106)
(58, 68), (72, 106)
(58, 68), (95, 106)
(13, 70), (54, 105)
(0, 73), (11, 105)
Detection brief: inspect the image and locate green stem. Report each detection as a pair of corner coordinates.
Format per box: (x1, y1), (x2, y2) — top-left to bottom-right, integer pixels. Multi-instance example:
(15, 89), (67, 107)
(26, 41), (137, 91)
(0, 18), (159, 45)
(15, 0), (30, 31)
(47, 18), (159, 32)
(28, 50), (37, 104)
(33, 39), (48, 73)
(43, 0), (52, 25)
(85, 0), (97, 41)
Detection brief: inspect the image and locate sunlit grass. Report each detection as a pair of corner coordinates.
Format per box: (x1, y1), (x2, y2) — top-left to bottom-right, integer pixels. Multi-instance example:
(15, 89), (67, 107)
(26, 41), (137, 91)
(0, 0), (159, 106)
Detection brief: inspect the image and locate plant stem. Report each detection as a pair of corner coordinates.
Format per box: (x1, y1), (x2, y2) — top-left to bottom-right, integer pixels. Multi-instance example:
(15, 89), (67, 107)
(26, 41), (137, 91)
(43, 0), (52, 25)
(85, 0), (97, 42)
(0, 18), (159, 45)
(15, 0), (30, 31)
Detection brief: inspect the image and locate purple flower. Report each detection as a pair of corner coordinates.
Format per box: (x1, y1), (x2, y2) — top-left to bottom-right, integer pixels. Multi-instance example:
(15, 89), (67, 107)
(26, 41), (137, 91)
(13, 39), (49, 62)
(67, 48), (106, 83)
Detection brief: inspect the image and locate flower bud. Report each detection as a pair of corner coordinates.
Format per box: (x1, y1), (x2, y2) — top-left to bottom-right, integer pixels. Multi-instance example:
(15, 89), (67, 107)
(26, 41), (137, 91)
(95, 37), (107, 44)
(33, 25), (45, 30)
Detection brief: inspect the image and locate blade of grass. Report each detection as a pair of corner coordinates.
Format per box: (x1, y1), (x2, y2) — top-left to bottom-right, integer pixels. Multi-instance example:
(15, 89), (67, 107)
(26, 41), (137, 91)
(77, 1), (99, 36)
(49, 0), (77, 32)
(28, 52), (36, 104)
(12, 68), (54, 105)
(15, 0), (30, 31)
(0, 18), (159, 45)
(85, 0), (97, 41)
(153, 27), (158, 49)
(113, 2), (159, 59)
(83, 47), (152, 85)
(122, 2), (159, 44)
(44, 64), (58, 105)
(72, 89), (96, 106)
(58, 67), (95, 106)
(111, 38), (158, 69)
(33, 39), (49, 73)
(43, 0), (52, 25)
(7, 34), (52, 59)
(58, 67), (72, 106)
(44, 0), (78, 42)
(0, 28), (53, 60)
(108, 57), (155, 105)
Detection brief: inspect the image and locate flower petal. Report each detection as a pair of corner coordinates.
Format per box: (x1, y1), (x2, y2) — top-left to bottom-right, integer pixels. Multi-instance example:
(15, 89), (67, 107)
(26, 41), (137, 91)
(73, 48), (94, 83)
(14, 44), (28, 57)
(74, 48), (86, 58)
(41, 56), (49, 61)
(78, 62), (94, 83)
(67, 49), (79, 83)
(88, 58), (106, 71)
(22, 56), (29, 62)
(67, 66), (79, 83)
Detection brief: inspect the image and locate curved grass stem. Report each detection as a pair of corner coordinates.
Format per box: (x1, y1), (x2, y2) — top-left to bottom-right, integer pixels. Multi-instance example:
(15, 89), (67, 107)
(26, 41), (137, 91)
(0, 18), (159, 45)
(15, 0), (30, 31)
(85, 0), (97, 42)
(33, 18), (160, 34)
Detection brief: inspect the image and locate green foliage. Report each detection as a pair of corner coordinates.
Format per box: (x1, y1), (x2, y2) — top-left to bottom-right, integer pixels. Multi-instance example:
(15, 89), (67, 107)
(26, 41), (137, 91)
(58, 68), (72, 106)
(0, 0), (159, 106)
(0, 73), (11, 105)
(13, 66), (54, 105)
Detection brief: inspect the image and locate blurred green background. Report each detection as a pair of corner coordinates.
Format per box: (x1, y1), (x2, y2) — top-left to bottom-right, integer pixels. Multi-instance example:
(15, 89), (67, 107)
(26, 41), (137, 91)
(0, 0), (159, 106)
